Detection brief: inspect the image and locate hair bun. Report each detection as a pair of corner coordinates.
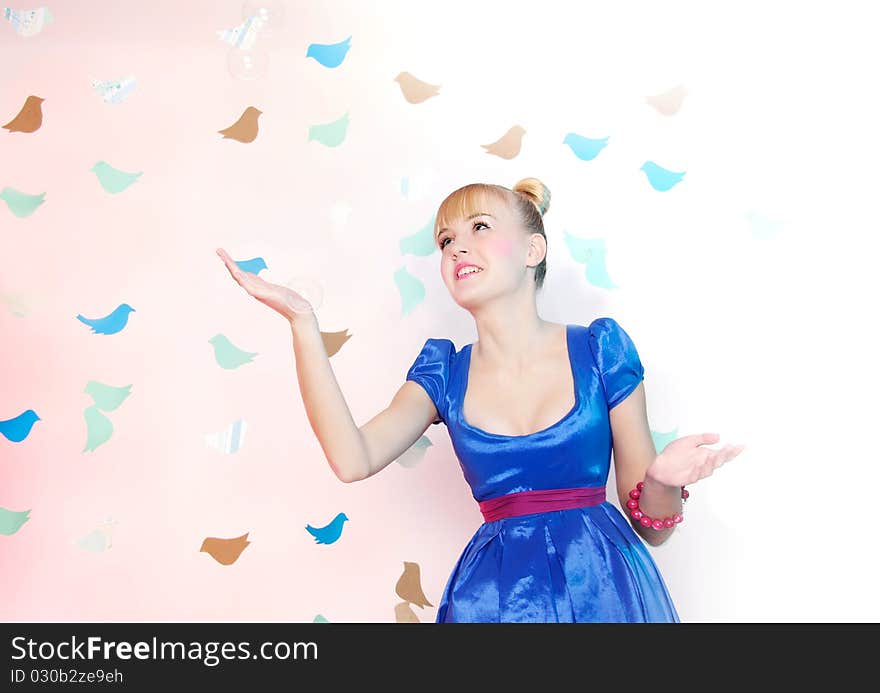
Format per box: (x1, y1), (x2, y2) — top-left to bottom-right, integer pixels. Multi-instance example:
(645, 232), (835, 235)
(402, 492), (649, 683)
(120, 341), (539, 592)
(512, 177), (551, 217)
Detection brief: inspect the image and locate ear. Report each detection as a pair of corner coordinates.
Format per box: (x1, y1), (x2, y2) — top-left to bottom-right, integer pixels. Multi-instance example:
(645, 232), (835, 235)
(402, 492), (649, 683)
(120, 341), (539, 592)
(526, 232), (547, 268)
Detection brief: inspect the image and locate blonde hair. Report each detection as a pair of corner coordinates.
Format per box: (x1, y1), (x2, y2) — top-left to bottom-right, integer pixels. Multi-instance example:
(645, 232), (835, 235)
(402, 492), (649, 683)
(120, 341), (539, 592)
(434, 177), (552, 290)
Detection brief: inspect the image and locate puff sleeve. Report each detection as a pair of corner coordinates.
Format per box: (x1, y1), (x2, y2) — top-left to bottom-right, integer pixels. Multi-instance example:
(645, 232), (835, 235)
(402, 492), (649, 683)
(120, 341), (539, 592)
(587, 317), (645, 410)
(405, 338), (455, 425)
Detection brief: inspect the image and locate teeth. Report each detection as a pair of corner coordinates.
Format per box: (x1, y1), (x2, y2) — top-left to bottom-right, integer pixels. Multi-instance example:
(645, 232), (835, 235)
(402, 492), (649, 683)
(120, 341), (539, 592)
(457, 266), (482, 278)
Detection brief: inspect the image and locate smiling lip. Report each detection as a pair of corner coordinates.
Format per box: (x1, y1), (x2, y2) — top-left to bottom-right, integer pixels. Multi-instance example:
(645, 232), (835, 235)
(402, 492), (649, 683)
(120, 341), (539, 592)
(455, 262), (483, 280)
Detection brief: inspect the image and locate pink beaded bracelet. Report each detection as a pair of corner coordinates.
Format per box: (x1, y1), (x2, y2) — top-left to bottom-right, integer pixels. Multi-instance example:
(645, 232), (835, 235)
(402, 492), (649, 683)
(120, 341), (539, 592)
(625, 481), (689, 530)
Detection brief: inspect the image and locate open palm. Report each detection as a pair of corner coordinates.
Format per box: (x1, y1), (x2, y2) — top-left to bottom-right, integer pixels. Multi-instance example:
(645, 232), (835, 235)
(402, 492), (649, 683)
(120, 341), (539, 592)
(647, 433), (746, 487)
(216, 248), (314, 321)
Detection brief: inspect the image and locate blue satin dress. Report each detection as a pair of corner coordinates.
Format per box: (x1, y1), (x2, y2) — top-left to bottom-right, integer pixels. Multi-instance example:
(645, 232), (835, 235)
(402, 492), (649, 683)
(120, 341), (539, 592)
(405, 317), (680, 623)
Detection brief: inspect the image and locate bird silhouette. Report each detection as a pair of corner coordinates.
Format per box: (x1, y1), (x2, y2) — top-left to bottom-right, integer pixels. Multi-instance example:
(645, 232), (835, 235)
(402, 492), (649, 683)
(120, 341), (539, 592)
(3, 7), (53, 37)
(399, 215), (437, 256)
(307, 111), (349, 147)
(208, 334), (258, 369)
(200, 533), (251, 565)
(394, 266), (425, 316)
(306, 35), (352, 68)
(90, 76), (137, 104)
(393, 72), (441, 104)
(305, 512), (349, 545)
(83, 405), (114, 452)
(3, 95), (44, 133)
(320, 329), (352, 357)
(0, 507), (30, 535)
(217, 15), (265, 50)
(394, 602), (420, 623)
(234, 256), (267, 274)
(90, 161), (142, 194)
(645, 84), (688, 116)
(0, 187), (45, 218)
(396, 435), (433, 468)
(218, 106), (262, 143)
(562, 133), (609, 161)
(562, 231), (617, 289)
(395, 561), (433, 608)
(640, 160), (686, 191)
(481, 125), (526, 159)
(0, 409), (40, 443)
(76, 303), (135, 335)
(204, 418), (247, 454)
(84, 381), (132, 411)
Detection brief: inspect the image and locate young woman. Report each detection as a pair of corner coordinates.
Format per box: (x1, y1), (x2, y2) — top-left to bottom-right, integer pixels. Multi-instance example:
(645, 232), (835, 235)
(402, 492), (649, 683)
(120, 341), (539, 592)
(216, 177), (745, 622)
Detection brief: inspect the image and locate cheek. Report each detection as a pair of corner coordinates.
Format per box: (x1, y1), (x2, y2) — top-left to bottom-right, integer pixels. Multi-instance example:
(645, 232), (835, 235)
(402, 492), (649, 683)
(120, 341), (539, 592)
(487, 237), (515, 257)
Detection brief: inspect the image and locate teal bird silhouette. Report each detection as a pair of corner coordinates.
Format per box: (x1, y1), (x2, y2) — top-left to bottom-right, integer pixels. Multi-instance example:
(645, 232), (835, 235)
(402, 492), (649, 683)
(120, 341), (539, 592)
(76, 303), (135, 334)
(90, 161), (143, 193)
(0, 507), (30, 535)
(307, 112), (349, 147)
(234, 257), (268, 274)
(305, 35), (352, 68)
(640, 161), (685, 191)
(399, 215), (437, 256)
(562, 133), (609, 161)
(393, 266), (426, 316)
(651, 428), (679, 454)
(0, 409), (40, 443)
(83, 405), (114, 452)
(562, 231), (617, 289)
(209, 334), (258, 369)
(84, 381), (132, 411)
(0, 187), (45, 218)
(305, 512), (349, 545)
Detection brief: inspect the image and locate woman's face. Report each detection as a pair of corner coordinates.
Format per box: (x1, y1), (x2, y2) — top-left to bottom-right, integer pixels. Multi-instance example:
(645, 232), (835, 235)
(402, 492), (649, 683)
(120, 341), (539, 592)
(435, 200), (534, 306)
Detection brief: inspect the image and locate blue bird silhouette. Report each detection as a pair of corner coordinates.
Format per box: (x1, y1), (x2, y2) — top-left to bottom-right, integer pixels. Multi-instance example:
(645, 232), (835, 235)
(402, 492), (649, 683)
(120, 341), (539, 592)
(305, 512), (349, 545)
(76, 303), (136, 335)
(0, 409), (41, 443)
(306, 35), (352, 68)
(234, 257), (268, 275)
(640, 161), (686, 191)
(562, 133), (609, 161)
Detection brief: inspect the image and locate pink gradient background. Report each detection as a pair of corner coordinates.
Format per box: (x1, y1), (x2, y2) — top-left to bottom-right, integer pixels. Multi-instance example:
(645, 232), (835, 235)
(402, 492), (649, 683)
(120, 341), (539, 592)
(2, 1), (879, 622)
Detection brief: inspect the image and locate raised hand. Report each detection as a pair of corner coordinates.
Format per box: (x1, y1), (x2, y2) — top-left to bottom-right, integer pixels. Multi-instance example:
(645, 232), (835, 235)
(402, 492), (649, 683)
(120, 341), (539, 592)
(215, 248), (314, 321)
(646, 433), (745, 488)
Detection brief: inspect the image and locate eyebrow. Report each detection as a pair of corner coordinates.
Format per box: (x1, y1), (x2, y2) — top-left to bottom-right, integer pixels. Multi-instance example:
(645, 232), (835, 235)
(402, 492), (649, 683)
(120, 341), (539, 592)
(436, 213), (495, 239)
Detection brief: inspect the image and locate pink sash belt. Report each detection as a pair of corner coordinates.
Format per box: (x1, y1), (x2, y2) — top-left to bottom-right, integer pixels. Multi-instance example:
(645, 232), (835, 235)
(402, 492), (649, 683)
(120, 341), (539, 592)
(478, 485), (607, 523)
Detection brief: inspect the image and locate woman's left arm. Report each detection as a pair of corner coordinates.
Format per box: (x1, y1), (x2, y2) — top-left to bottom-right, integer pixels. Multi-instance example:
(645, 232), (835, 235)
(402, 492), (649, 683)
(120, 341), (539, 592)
(609, 381), (746, 547)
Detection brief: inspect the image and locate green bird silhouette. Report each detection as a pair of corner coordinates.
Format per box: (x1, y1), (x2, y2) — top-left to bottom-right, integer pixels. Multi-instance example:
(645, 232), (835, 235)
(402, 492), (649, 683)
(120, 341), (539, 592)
(307, 111), (349, 147)
(0, 507), (31, 535)
(83, 405), (114, 452)
(208, 334), (258, 369)
(399, 215), (438, 256)
(0, 187), (45, 218)
(84, 381), (132, 411)
(90, 161), (142, 193)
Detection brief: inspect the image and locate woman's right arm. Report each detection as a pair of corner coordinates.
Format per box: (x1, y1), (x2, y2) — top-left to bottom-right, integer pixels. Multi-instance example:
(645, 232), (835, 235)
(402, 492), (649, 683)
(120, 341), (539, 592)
(216, 246), (437, 484)
(289, 311), (439, 483)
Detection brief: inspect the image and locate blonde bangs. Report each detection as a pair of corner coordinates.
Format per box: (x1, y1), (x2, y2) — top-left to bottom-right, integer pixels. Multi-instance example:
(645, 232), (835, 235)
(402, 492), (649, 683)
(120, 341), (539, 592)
(434, 184), (509, 238)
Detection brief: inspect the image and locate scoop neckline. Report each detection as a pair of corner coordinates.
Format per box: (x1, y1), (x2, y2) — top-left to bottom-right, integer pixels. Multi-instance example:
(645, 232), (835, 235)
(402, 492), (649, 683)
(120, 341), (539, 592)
(458, 323), (581, 439)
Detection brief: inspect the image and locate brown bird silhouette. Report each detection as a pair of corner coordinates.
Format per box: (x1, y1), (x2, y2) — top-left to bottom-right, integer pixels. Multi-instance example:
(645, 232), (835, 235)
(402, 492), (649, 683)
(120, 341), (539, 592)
(200, 532), (251, 565)
(395, 561), (433, 608)
(394, 601), (420, 623)
(481, 125), (526, 159)
(645, 85), (688, 116)
(320, 328), (352, 357)
(218, 106), (262, 143)
(3, 95), (45, 133)
(393, 72), (441, 104)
